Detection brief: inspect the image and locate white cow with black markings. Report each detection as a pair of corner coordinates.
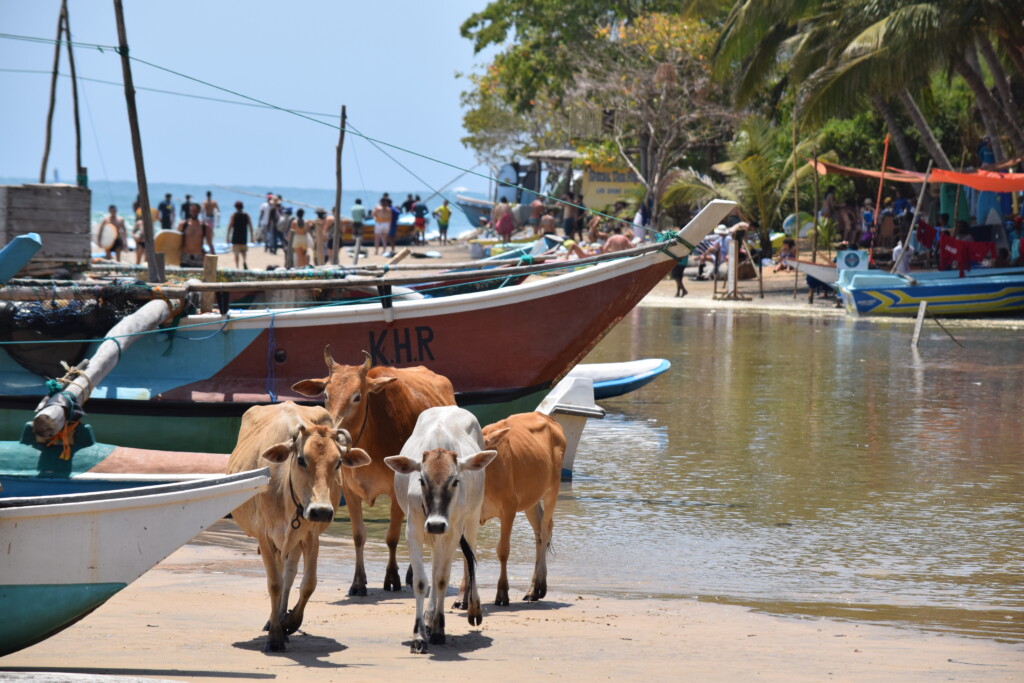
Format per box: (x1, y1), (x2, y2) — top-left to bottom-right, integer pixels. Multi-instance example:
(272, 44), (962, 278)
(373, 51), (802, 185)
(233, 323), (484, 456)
(385, 406), (505, 654)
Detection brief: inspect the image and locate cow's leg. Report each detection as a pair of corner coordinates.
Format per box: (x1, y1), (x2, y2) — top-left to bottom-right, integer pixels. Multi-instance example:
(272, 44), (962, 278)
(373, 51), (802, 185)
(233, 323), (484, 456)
(524, 497), (553, 601)
(257, 537), (288, 652)
(428, 540), (454, 644)
(494, 508), (516, 606)
(281, 536), (319, 635)
(452, 557), (469, 609)
(461, 524), (483, 626)
(383, 496), (404, 591)
(346, 487), (368, 596)
(407, 523), (429, 654)
(278, 542), (302, 624)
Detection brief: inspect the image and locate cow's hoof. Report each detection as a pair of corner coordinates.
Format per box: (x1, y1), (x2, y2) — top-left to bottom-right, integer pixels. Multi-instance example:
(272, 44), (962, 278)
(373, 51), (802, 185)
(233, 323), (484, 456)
(264, 638), (286, 653)
(348, 584), (368, 597)
(405, 565), (413, 586)
(383, 574), (402, 592)
(429, 631), (446, 645)
(281, 610), (302, 635)
(495, 594), (510, 607)
(452, 599), (465, 609)
(468, 612), (482, 626)
(262, 620), (270, 632)
(411, 639), (428, 654)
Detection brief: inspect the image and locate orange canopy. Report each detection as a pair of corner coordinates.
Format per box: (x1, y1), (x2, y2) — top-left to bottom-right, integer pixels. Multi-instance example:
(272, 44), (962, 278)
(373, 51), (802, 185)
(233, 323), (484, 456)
(929, 168), (1024, 192)
(809, 160), (923, 183)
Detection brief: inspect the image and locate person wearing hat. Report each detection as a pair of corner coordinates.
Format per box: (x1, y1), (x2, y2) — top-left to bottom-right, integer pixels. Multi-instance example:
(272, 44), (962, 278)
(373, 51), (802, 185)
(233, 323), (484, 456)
(695, 224), (730, 279)
(228, 201), (254, 269)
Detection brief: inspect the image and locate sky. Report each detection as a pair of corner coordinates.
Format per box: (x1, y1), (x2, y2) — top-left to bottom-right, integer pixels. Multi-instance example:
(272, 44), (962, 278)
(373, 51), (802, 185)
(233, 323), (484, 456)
(0, 0), (499, 195)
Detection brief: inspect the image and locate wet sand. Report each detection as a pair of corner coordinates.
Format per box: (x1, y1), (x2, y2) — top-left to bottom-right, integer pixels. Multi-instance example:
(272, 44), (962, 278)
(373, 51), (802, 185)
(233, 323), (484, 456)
(3, 522), (1022, 681)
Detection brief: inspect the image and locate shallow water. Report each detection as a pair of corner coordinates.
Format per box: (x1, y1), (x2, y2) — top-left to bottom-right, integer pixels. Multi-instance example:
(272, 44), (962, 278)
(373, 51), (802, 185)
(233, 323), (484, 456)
(327, 307), (1023, 641)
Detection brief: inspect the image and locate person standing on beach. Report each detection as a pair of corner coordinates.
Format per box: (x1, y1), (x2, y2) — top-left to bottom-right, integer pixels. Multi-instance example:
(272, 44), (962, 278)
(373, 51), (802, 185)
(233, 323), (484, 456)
(178, 204), (211, 267)
(433, 199), (452, 245)
(133, 202), (158, 265)
(323, 207), (338, 263)
(540, 207), (557, 235)
(401, 193), (415, 214)
(101, 205), (127, 261)
(492, 196), (515, 243)
(350, 198), (367, 253)
(180, 194), (195, 221)
(528, 197), (545, 235)
(288, 208), (311, 268)
(158, 193), (174, 230)
(412, 195), (429, 244)
(228, 201), (253, 269)
(372, 197), (391, 255)
(257, 193), (273, 246)
(388, 198), (401, 253)
(201, 191), (220, 237)
(561, 194), (579, 239)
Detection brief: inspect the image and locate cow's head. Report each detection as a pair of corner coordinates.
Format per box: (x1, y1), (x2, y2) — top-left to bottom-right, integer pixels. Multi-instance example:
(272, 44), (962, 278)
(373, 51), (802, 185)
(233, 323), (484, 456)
(292, 346), (398, 434)
(385, 446), (497, 534)
(260, 422), (371, 523)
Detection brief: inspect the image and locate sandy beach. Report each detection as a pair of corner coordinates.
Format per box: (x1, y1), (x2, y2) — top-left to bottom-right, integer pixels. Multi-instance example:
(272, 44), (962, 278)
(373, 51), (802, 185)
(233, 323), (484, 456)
(3, 520), (1022, 682)
(5, 237), (1023, 680)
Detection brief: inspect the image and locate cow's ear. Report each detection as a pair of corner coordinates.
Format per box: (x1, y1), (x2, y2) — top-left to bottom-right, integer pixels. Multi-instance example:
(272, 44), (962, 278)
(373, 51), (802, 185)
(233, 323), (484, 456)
(259, 441), (292, 463)
(341, 447), (372, 469)
(292, 378), (327, 397)
(384, 455), (420, 474)
(367, 376), (398, 394)
(459, 450), (498, 472)
(483, 427), (511, 450)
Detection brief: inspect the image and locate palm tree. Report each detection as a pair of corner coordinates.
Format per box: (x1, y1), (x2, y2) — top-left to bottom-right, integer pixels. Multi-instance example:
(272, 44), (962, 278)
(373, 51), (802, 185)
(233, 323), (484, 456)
(662, 116), (828, 259)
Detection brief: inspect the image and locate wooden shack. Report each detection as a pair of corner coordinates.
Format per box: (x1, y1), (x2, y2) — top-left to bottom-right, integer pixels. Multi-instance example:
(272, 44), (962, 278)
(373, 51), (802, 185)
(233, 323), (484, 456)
(0, 183), (92, 276)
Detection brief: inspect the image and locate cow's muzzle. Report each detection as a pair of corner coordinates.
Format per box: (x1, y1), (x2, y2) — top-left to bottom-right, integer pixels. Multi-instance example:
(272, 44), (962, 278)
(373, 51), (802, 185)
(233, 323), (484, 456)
(306, 504), (335, 523)
(425, 517), (449, 535)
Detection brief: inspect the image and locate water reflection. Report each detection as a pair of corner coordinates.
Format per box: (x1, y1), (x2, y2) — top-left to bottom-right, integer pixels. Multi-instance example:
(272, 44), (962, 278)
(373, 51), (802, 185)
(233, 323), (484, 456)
(311, 308), (1022, 641)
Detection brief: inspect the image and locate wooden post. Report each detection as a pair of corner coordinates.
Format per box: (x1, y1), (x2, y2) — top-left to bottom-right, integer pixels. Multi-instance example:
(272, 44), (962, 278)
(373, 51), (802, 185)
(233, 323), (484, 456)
(792, 118), (800, 298)
(201, 254), (218, 312)
(332, 105), (346, 266)
(32, 299), (173, 440)
(891, 161), (933, 275)
(113, 0), (161, 283)
(912, 301), (927, 347)
(63, 2), (85, 187)
(811, 147), (820, 265)
(39, 1), (66, 184)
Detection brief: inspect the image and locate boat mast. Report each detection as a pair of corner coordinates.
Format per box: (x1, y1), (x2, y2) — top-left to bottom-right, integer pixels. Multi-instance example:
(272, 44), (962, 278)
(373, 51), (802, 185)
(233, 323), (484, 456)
(333, 105), (346, 265)
(112, 0), (162, 282)
(63, 1), (86, 187)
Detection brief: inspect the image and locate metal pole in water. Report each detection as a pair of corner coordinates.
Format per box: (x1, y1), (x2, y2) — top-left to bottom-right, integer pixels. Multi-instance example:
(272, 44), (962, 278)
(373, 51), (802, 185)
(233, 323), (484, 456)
(912, 301), (927, 347)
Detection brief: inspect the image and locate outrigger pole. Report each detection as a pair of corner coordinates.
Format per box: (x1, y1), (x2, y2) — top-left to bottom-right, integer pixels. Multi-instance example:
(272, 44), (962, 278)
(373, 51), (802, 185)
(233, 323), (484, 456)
(113, 0), (162, 283)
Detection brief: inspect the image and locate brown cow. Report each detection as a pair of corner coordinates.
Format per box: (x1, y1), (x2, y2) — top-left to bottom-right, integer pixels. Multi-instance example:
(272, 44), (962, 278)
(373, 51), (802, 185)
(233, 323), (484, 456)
(470, 411), (566, 605)
(292, 347), (456, 595)
(227, 401), (370, 652)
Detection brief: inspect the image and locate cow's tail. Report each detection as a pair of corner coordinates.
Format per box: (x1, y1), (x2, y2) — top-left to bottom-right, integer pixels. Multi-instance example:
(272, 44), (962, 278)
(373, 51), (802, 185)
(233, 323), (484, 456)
(459, 534), (476, 595)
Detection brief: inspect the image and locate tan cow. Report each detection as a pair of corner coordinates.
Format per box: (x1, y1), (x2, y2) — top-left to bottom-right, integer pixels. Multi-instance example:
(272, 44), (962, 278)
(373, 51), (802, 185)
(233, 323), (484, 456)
(474, 411), (566, 605)
(292, 347), (456, 596)
(227, 401), (370, 652)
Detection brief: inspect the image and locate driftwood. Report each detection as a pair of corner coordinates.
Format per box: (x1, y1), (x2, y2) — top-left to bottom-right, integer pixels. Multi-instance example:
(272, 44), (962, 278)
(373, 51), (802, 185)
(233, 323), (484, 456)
(32, 298), (174, 441)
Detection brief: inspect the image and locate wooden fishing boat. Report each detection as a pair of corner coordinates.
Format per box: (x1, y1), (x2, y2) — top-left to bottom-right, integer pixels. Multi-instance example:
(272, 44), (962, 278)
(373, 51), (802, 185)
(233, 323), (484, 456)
(837, 267), (1024, 316)
(0, 468), (268, 657)
(567, 358), (671, 400)
(0, 201), (732, 453)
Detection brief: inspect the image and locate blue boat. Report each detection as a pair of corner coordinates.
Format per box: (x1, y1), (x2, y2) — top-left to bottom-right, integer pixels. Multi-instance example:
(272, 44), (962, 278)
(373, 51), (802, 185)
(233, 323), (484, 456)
(837, 267), (1024, 316)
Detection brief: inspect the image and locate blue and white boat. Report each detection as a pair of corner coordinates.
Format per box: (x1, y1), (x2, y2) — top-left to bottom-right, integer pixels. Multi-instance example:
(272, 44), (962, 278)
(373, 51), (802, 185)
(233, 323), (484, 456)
(837, 267), (1024, 316)
(567, 358), (671, 400)
(0, 469), (268, 656)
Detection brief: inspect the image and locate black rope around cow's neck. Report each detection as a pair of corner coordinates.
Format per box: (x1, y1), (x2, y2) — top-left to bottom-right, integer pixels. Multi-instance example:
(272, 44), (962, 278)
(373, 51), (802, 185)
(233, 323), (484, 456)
(287, 466), (304, 529)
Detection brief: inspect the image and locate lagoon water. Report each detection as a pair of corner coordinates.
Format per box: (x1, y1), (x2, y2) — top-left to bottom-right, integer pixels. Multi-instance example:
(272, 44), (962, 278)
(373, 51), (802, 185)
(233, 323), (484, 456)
(333, 307), (1023, 642)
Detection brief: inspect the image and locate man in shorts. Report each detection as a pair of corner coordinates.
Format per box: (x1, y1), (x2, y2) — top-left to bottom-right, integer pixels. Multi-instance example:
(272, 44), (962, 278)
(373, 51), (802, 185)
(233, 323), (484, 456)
(201, 190), (220, 235)
(101, 205), (127, 261)
(179, 204), (212, 267)
(432, 199), (452, 246)
(372, 197), (391, 255)
(158, 193), (174, 230)
(412, 195), (428, 244)
(228, 201), (253, 269)
(528, 197), (545, 235)
(350, 198), (367, 255)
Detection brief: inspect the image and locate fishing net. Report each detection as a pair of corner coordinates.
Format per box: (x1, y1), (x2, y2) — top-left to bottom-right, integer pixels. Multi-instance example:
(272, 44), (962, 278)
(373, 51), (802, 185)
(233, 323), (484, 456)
(0, 279), (147, 379)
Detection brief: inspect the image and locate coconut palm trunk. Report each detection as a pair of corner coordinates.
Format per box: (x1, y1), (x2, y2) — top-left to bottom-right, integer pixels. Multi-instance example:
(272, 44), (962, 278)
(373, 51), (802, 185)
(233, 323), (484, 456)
(871, 94), (916, 171)
(897, 88), (953, 170)
(955, 53), (1024, 155)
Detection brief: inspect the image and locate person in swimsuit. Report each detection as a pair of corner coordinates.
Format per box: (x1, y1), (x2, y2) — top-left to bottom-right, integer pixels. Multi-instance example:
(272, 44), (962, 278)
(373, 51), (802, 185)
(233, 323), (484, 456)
(288, 208), (311, 268)
(178, 204), (212, 267)
(201, 191), (220, 236)
(229, 201), (253, 269)
(101, 205), (127, 261)
(372, 198), (391, 255)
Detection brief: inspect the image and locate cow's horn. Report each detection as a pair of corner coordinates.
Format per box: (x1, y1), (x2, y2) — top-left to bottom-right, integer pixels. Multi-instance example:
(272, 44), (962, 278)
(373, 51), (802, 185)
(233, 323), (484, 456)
(361, 350), (372, 371)
(336, 427), (353, 445)
(323, 344), (335, 369)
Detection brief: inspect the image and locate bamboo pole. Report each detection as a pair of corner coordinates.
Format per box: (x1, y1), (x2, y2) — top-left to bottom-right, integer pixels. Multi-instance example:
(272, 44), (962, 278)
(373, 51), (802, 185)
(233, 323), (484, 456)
(113, 0), (161, 283)
(333, 105), (346, 266)
(39, 1), (66, 184)
(32, 299), (174, 440)
(809, 147), (820, 304)
(891, 161), (933, 276)
(63, 2), (85, 187)
(792, 119), (800, 298)
(951, 148), (968, 229)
